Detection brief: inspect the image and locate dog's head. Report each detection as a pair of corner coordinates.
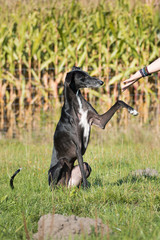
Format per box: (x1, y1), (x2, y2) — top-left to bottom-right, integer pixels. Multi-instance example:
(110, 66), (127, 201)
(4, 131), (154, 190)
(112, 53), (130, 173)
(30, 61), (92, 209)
(65, 66), (104, 92)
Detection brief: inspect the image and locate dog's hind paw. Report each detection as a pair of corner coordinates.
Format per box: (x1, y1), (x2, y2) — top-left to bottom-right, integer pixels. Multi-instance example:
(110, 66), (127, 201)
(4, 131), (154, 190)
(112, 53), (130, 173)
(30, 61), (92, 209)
(128, 108), (138, 116)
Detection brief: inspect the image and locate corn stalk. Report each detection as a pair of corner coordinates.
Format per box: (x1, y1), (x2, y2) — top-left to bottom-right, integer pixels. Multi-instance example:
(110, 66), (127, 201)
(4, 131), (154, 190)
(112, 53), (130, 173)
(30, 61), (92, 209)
(0, 0), (159, 136)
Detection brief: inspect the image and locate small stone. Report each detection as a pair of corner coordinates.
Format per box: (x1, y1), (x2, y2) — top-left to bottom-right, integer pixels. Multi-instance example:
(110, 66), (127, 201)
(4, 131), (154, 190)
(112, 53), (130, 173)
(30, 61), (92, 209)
(132, 168), (159, 177)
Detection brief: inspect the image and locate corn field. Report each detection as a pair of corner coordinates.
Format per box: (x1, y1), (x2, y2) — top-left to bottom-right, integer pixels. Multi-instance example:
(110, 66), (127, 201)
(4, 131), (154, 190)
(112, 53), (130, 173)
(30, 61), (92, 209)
(0, 0), (160, 137)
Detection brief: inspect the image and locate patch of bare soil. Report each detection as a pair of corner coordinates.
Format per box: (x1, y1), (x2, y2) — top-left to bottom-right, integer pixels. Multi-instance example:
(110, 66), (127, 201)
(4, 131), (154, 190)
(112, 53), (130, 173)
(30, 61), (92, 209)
(34, 214), (109, 240)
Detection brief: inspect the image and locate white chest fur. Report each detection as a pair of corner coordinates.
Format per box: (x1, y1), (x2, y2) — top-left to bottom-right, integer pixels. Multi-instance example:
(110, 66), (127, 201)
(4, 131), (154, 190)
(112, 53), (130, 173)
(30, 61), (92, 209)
(76, 93), (90, 148)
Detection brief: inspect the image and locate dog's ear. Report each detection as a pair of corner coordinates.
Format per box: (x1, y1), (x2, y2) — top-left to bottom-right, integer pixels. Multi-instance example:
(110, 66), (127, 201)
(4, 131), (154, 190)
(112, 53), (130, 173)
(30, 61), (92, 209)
(65, 71), (74, 84)
(65, 66), (82, 84)
(72, 66), (81, 71)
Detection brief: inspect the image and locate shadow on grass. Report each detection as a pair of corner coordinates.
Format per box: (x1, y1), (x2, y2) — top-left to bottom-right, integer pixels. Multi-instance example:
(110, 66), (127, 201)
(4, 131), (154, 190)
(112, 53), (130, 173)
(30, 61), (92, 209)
(92, 177), (103, 187)
(113, 175), (160, 186)
(50, 174), (160, 189)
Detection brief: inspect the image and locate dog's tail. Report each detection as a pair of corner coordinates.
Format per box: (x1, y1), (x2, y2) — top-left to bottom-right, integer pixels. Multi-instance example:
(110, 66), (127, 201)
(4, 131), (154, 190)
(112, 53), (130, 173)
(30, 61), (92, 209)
(10, 168), (22, 189)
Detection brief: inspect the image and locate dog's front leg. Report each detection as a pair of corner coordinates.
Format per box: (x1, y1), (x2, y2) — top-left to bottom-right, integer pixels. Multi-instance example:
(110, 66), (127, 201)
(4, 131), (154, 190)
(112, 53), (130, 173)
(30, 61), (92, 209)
(76, 146), (88, 188)
(92, 100), (138, 129)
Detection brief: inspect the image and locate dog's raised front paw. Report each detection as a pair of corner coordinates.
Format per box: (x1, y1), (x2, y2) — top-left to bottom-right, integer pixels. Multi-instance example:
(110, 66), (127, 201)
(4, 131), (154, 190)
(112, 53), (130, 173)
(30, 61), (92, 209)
(128, 108), (138, 116)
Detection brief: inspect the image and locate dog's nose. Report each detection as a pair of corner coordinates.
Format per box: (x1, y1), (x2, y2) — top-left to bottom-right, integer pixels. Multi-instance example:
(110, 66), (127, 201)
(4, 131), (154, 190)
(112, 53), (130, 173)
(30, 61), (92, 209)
(99, 80), (104, 85)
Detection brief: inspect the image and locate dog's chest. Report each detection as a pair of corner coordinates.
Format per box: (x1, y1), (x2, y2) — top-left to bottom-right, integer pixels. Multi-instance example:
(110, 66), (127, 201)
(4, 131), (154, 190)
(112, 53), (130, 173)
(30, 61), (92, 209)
(76, 94), (90, 148)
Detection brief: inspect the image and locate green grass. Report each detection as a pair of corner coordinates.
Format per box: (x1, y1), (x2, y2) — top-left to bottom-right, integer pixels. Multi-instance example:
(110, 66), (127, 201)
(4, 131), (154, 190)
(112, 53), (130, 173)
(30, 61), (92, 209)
(0, 126), (160, 240)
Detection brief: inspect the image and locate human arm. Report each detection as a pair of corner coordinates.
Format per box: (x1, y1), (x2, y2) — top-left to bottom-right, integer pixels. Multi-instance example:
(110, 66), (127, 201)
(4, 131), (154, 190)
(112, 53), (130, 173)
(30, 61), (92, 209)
(147, 57), (160, 73)
(122, 58), (160, 91)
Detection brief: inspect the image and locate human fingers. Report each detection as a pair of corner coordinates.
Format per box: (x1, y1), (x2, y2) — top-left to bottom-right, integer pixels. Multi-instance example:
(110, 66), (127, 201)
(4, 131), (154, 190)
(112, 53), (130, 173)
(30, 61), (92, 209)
(121, 80), (137, 91)
(123, 78), (135, 84)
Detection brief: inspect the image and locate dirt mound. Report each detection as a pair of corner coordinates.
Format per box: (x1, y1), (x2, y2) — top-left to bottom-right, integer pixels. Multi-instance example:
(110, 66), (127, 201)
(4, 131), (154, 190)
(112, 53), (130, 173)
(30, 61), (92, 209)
(34, 214), (109, 240)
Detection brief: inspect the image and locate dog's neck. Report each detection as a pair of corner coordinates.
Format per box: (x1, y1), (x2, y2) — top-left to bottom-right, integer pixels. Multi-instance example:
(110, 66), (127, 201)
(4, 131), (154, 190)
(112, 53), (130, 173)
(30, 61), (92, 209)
(64, 82), (82, 108)
(69, 80), (78, 94)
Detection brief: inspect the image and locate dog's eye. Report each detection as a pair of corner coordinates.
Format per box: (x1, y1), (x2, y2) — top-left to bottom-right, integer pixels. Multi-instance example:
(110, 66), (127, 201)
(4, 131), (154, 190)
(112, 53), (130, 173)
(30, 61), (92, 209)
(76, 72), (86, 81)
(78, 74), (85, 80)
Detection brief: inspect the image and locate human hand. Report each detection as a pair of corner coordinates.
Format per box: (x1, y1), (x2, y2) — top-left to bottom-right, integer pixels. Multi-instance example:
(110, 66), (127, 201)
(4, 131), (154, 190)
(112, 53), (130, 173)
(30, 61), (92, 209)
(121, 71), (142, 91)
(122, 78), (138, 91)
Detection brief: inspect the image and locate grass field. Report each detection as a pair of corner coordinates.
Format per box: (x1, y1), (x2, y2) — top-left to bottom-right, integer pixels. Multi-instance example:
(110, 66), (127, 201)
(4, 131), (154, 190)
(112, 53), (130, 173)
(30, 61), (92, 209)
(0, 125), (160, 240)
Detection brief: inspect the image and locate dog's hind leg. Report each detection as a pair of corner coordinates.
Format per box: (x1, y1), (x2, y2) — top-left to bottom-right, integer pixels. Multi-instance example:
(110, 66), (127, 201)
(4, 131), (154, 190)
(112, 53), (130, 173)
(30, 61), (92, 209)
(48, 162), (63, 186)
(48, 160), (71, 187)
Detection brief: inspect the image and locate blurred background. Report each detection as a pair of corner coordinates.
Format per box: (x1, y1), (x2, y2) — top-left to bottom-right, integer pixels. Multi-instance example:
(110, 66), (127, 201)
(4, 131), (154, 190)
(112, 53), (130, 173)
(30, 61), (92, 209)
(0, 0), (159, 138)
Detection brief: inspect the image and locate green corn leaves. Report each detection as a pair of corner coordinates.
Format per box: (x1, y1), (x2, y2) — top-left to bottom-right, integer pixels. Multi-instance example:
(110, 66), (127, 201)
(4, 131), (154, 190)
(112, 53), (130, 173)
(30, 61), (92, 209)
(0, 0), (159, 77)
(0, 0), (159, 134)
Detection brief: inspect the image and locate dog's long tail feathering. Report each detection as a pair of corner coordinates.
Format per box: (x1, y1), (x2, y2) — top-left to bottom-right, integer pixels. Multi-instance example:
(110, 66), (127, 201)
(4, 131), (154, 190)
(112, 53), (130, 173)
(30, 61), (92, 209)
(10, 168), (22, 189)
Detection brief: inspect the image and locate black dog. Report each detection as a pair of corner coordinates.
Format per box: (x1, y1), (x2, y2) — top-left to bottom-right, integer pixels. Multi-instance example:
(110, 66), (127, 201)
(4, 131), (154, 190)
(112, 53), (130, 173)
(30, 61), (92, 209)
(48, 67), (138, 188)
